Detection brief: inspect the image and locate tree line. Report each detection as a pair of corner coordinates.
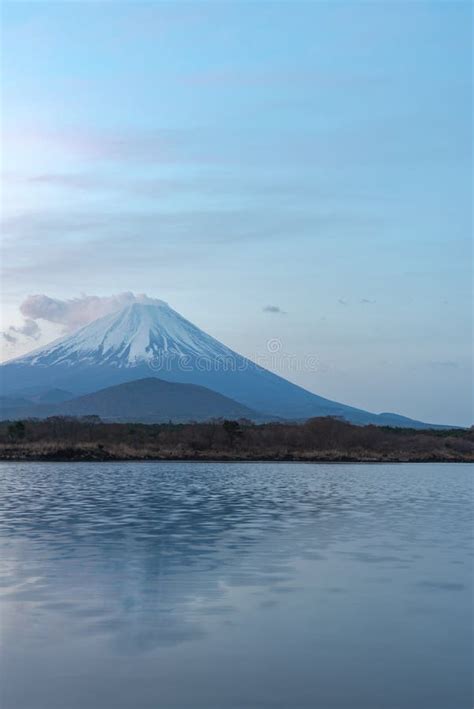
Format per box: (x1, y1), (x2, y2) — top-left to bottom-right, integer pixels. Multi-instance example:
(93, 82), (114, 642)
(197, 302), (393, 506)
(0, 416), (472, 462)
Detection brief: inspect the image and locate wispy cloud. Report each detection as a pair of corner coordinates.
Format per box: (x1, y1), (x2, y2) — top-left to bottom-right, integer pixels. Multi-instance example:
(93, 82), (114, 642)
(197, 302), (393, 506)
(427, 360), (459, 369)
(2, 205), (374, 257)
(337, 298), (376, 306)
(180, 68), (383, 88)
(19, 292), (165, 334)
(1, 318), (41, 344)
(2, 331), (17, 345)
(27, 174), (105, 190)
(263, 305), (286, 315)
(4, 126), (212, 167)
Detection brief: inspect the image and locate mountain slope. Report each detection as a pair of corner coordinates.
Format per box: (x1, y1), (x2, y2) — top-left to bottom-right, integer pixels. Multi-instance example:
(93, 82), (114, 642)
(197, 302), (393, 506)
(0, 301), (437, 427)
(0, 378), (265, 423)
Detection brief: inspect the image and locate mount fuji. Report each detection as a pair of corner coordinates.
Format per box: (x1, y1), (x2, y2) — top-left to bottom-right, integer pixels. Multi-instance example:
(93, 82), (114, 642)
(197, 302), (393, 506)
(1, 300), (432, 426)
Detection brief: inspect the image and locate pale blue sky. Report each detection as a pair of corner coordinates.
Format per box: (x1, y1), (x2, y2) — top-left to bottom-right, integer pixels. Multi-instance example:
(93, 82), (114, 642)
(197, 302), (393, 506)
(1, 1), (472, 425)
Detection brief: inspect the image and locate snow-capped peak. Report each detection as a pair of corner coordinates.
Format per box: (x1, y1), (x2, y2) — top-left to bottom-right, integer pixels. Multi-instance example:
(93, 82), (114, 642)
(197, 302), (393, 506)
(13, 302), (236, 368)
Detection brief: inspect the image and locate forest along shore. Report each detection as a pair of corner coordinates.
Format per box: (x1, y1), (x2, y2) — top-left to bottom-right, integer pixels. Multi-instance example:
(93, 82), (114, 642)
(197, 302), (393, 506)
(1, 417), (472, 463)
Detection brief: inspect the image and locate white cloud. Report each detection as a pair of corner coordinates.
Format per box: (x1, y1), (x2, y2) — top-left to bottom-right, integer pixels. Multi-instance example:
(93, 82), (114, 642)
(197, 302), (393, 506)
(19, 292), (166, 333)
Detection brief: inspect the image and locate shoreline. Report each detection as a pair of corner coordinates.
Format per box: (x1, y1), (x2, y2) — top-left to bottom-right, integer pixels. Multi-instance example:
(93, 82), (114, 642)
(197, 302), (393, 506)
(1, 450), (471, 464)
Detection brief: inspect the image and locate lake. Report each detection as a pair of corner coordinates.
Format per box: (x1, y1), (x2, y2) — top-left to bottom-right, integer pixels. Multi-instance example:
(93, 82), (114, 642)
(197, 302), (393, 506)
(0, 462), (472, 709)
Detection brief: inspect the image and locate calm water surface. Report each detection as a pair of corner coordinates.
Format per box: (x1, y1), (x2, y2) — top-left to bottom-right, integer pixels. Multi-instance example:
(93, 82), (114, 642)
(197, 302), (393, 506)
(0, 462), (472, 709)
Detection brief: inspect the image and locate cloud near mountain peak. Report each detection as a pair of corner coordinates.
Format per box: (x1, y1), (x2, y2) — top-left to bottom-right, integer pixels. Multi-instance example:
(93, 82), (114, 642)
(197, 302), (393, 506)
(3, 292), (166, 346)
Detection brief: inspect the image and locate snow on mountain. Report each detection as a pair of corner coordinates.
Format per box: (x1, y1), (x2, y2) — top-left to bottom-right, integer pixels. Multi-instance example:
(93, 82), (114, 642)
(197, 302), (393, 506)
(14, 302), (234, 368)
